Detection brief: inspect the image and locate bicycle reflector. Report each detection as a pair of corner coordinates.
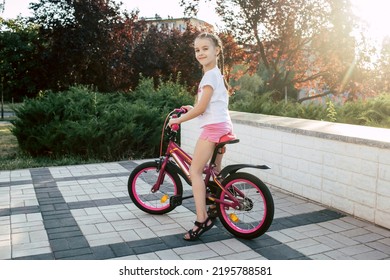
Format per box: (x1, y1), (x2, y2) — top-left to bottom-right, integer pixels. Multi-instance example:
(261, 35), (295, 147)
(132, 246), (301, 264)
(229, 213), (239, 223)
(160, 194), (169, 203)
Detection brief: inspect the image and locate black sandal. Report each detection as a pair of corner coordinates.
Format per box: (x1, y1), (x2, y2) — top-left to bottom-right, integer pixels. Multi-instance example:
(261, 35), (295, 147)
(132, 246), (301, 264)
(183, 217), (215, 241)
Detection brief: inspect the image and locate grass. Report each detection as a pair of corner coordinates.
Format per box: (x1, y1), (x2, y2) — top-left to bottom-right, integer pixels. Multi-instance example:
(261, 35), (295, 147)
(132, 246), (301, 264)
(0, 123), (103, 171)
(0, 123), (19, 158)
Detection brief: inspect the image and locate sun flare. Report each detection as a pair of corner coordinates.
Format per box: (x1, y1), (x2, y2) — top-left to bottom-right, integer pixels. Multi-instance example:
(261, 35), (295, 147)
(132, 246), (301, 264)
(352, 0), (390, 41)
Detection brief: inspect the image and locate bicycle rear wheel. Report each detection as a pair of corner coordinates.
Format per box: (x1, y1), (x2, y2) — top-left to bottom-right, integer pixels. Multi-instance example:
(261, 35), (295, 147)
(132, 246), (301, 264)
(216, 172), (274, 239)
(128, 161), (182, 214)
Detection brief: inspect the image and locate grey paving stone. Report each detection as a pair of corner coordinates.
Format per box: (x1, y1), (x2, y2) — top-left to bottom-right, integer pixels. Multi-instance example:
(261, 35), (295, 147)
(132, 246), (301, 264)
(137, 252), (160, 260)
(91, 245), (116, 259)
(326, 232), (359, 246)
(67, 236), (90, 249)
(366, 241), (390, 255)
(2, 161), (390, 261)
(49, 227), (83, 240)
(352, 233), (384, 243)
(353, 250), (388, 260)
(180, 249), (218, 260)
(379, 238), (390, 246)
(338, 244), (374, 256)
(51, 239), (71, 251)
(221, 250), (262, 260)
(309, 253), (333, 260)
(313, 235), (345, 249)
(286, 238), (320, 250)
(206, 241), (235, 256)
(155, 249), (181, 260)
(109, 242), (134, 257)
(132, 242), (169, 255)
(0, 246), (11, 259)
(255, 243), (309, 260)
(297, 243), (333, 255)
(341, 228), (371, 238)
(54, 247), (92, 259)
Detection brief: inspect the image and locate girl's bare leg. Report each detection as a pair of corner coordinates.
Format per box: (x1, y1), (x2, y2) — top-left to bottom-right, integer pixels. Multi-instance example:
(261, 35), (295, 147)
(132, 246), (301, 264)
(185, 138), (215, 238)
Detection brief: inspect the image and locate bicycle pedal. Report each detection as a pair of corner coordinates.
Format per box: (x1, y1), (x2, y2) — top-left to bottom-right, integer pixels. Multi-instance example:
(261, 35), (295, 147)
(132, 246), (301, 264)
(169, 195), (182, 207)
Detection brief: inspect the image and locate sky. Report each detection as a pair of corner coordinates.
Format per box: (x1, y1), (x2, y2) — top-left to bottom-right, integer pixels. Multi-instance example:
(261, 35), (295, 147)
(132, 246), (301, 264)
(1, 0), (389, 41)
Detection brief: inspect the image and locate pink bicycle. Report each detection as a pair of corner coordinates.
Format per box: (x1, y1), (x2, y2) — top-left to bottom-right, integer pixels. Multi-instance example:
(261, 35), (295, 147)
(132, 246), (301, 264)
(128, 108), (274, 239)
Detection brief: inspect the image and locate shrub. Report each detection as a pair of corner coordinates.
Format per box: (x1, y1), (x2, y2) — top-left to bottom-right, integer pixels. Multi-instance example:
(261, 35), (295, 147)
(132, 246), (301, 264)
(336, 94), (390, 127)
(12, 78), (193, 161)
(231, 91), (390, 128)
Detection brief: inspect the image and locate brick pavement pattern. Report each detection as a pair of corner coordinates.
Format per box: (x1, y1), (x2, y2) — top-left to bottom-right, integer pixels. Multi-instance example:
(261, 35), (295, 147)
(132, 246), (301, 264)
(1, 161), (389, 260)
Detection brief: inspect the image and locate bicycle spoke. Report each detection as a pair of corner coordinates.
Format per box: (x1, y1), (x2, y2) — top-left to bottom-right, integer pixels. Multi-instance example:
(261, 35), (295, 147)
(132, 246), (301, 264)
(218, 173), (274, 239)
(128, 162), (182, 214)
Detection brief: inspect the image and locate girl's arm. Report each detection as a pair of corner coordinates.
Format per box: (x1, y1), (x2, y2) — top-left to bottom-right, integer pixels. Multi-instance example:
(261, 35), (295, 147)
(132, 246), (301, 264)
(169, 85), (213, 126)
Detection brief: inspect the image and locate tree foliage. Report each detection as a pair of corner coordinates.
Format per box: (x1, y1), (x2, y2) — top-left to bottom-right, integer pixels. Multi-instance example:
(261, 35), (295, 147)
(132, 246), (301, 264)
(130, 25), (201, 90)
(377, 37), (390, 93)
(1, 1), (246, 99)
(29, 0), (145, 92)
(0, 18), (46, 101)
(180, 0), (373, 101)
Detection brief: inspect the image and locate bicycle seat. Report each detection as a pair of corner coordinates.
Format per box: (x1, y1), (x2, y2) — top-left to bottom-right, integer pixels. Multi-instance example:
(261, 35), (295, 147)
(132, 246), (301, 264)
(218, 133), (239, 145)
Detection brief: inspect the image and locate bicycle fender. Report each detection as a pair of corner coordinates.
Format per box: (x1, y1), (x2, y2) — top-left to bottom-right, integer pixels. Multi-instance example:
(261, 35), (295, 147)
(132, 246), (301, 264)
(220, 164), (270, 178)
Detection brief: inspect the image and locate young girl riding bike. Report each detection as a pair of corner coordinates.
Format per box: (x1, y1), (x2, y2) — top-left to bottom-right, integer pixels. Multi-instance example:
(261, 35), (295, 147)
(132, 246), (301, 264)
(168, 32), (234, 241)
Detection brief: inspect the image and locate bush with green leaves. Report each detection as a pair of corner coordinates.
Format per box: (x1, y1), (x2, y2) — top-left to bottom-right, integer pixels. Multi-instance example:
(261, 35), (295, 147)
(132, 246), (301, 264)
(12, 78), (193, 161)
(231, 91), (390, 128)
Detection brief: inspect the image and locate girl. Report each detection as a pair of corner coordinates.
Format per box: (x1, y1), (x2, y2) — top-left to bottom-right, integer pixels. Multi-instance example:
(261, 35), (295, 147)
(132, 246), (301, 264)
(168, 32), (234, 241)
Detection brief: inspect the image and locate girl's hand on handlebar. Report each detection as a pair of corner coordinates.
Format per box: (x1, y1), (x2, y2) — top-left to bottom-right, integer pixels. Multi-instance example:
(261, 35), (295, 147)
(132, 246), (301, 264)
(168, 117), (181, 128)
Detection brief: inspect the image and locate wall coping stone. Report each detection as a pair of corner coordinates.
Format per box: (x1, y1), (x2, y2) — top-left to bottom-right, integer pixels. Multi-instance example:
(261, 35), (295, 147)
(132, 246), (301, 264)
(230, 111), (390, 149)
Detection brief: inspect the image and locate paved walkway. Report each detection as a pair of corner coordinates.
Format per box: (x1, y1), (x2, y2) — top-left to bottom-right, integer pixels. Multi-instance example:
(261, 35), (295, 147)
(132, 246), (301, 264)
(0, 160), (390, 260)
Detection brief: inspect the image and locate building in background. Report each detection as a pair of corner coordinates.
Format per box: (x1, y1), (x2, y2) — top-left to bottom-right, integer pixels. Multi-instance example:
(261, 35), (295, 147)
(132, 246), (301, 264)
(142, 15), (214, 32)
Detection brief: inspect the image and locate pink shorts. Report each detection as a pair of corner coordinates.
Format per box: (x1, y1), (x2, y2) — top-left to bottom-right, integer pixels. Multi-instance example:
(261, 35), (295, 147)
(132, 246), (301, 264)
(199, 122), (233, 143)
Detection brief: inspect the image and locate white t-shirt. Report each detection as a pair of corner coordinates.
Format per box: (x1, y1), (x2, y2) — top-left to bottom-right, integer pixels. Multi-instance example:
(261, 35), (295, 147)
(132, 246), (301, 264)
(197, 67), (231, 128)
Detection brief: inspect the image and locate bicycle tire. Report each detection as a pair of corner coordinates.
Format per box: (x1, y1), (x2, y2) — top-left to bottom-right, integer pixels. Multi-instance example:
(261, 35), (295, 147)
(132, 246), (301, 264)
(128, 161), (183, 214)
(216, 172), (274, 239)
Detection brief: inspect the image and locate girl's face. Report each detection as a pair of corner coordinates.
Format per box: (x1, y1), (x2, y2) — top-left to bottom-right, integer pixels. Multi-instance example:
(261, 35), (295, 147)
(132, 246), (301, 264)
(194, 37), (220, 71)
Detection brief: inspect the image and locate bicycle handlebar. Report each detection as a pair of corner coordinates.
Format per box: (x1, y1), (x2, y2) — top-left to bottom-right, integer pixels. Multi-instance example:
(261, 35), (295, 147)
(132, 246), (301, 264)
(170, 107), (188, 132)
(174, 107), (188, 114)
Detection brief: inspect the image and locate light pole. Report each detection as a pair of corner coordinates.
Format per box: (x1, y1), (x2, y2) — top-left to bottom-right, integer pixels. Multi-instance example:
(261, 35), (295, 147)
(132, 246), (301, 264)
(1, 77), (4, 120)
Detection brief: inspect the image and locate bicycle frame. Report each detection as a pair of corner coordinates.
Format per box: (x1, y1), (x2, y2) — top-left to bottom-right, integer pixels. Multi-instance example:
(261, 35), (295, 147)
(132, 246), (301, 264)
(151, 132), (243, 210)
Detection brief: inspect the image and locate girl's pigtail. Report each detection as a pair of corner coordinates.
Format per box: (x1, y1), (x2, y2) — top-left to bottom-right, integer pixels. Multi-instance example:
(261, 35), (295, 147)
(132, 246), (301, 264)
(219, 47), (234, 96)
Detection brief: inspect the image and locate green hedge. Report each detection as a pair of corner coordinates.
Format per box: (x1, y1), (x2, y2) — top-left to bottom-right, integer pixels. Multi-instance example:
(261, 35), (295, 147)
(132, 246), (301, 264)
(12, 78), (193, 161)
(11, 78), (389, 163)
(230, 91), (390, 128)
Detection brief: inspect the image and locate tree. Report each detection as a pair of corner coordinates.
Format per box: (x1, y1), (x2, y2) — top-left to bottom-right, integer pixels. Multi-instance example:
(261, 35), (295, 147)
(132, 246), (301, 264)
(0, 18), (47, 101)
(2, 0), (247, 99)
(130, 24), (245, 93)
(29, 0), (144, 92)
(378, 36), (390, 93)
(180, 0), (367, 101)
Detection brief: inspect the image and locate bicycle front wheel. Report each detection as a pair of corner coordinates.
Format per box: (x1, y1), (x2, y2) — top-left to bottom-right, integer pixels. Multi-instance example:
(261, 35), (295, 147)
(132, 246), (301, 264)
(216, 172), (274, 239)
(128, 161), (182, 214)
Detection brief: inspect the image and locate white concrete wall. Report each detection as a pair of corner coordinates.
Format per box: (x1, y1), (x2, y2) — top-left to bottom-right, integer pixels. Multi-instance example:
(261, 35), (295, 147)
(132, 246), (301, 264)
(181, 111), (390, 229)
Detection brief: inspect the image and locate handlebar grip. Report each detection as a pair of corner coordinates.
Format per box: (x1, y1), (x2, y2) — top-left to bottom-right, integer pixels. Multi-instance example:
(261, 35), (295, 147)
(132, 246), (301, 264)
(171, 123), (180, 131)
(175, 107), (188, 114)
